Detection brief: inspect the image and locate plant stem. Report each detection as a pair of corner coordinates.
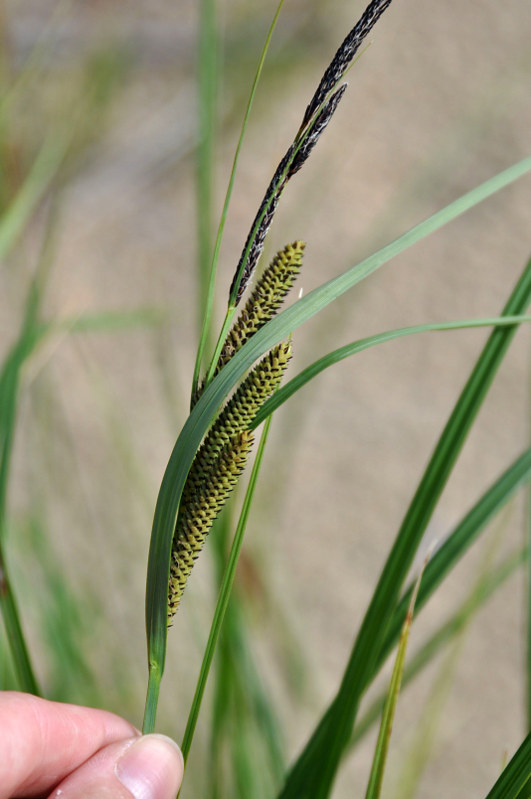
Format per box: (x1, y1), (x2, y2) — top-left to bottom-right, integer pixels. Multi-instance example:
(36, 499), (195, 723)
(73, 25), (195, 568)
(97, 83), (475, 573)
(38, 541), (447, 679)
(142, 662), (162, 734)
(191, 0), (286, 402)
(180, 415), (272, 769)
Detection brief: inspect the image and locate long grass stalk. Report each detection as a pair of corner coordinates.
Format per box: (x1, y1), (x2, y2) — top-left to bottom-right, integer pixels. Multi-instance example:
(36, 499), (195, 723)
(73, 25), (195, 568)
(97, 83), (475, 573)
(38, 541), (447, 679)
(384, 448), (531, 664)
(364, 561), (424, 799)
(0, 133), (69, 263)
(195, 0), (217, 345)
(0, 328), (44, 695)
(179, 415), (273, 759)
(191, 0), (286, 401)
(352, 547), (525, 747)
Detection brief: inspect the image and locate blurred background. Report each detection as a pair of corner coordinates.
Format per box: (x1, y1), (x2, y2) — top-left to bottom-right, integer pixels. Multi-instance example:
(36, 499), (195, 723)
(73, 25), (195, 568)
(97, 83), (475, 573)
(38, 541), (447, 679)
(1, 1), (530, 796)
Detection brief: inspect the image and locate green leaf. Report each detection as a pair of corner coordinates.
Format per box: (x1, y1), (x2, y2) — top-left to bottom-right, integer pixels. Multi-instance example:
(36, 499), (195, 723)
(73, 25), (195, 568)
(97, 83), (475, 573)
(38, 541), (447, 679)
(144, 159), (531, 731)
(52, 307), (167, 333)
(364, 565), (423, 799)
(277, 252), (531, 799)
(0, 134), (69, 264)
(0, 288), (45, 694)
(254, 316), (531, 427)
(352, 548), (525, 747)
(380, 447), (531, 668)
(483, 733), (531, 799)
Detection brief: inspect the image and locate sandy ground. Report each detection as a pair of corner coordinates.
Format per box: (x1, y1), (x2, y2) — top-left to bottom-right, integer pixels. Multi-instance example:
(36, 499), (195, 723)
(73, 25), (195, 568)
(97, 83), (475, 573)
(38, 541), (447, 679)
(2, 1), (531, 796)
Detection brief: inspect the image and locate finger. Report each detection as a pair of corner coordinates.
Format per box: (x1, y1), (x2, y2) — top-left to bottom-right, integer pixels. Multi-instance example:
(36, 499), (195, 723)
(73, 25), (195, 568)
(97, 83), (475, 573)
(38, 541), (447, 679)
(0, 691), (138, 798)
(48, 734), (184, 799)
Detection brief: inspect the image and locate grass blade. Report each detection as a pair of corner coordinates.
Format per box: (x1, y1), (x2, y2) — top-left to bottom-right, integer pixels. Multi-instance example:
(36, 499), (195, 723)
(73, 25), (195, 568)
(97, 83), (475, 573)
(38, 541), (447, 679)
(0, 134), (69, 264)
(209, 513), (285, 797)
(483, 733), (531, 799)
(195, 0), (217, 340)
(177, 416), (273, 763)
(52, 308), (167, 333)
(254, 316), (531, 426)
(382, 448), (531, 667)
(191, 0), (286, 400)
(364, 562), (424, 799)
(277, 253), (531, 798)
(144, 159), (531, 730)
(352, 547), (525, 747)
(0, 329), (45, 695)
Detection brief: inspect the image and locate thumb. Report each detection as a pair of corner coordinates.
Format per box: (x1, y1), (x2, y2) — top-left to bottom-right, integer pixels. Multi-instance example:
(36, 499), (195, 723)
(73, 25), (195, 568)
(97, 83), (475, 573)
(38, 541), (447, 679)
(49, 734), (184, 799)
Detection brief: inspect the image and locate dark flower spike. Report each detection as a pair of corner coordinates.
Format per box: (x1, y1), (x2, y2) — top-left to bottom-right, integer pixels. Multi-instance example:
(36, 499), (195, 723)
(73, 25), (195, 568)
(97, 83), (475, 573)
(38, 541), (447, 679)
(300, 0), (393, 131)
(217, 242), (304, 376)
(229, 147), (296, 305)
(290, 85), (347, 178)
(228, 0), (394, 307)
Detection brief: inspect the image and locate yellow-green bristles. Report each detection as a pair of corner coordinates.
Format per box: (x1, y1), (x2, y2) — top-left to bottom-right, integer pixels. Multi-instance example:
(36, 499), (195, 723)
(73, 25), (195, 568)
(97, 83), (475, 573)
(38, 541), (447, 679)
(168, 430), (254, 621)
(214, 241), (304, 376)
(167, 340), (292, 620)
(193, 340), (292, 478)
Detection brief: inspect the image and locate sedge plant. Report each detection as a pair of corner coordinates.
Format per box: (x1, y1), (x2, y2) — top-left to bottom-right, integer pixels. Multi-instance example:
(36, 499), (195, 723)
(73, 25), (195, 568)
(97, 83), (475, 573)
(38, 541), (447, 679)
(142, 0), (531, 796)
(1, 1), (530, 798)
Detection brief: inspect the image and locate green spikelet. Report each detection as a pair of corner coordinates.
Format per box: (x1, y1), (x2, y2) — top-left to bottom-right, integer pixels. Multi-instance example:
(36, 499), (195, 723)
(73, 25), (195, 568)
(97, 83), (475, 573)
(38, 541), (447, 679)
(195, 339), (292, 475)
(214, 241), (304, 375)
(168, 430), (254, 621)
(168, 340), (292, 620)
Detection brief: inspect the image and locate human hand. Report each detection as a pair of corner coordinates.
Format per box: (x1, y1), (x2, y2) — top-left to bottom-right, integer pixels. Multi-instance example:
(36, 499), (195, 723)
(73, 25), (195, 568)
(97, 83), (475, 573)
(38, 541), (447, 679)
(0, 691), (183, 799)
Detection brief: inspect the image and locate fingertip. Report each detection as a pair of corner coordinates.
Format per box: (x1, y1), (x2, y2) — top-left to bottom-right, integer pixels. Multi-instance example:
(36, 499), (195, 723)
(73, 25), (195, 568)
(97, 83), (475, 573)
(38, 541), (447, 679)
(116, 734), (184, 799)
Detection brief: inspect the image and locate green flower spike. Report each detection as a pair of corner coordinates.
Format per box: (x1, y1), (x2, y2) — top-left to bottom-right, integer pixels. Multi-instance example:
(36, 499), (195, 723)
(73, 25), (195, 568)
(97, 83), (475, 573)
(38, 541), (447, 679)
(168, 430), (254, 621)
(168, 340), (292, 621)
(214, 241), (304, 377)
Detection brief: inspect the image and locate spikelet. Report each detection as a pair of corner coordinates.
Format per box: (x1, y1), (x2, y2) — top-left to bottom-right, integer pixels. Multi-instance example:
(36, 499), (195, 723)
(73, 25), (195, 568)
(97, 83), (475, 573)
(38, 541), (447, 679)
(168, 431), (254, 621)
(168, 341), (292, 621)
(215, 242), (304, 376)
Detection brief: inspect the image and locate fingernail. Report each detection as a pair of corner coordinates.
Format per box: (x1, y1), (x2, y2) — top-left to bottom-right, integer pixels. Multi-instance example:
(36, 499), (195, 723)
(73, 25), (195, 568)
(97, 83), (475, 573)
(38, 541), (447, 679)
(115, 734), (184, 799)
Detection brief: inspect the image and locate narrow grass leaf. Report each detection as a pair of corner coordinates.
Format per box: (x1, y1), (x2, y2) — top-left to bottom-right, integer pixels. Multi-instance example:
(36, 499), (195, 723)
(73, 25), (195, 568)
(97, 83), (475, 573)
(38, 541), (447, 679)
(191, 0), (287, 399)
(352, 548), (525, 747)
(195, 0), (218, 340)
(484, 733), (531, 799)
(145, 160), (531, 728)
(254, 316), (531, 426)
(209, 513), (285, 796)
(53, 308), (167, 333)
(0, 134), (69, 264)
(364, 562), (424, 799)
(381, 448), (531, 667)
(277, 253), (531, 799)
(0, 307), (46, 694)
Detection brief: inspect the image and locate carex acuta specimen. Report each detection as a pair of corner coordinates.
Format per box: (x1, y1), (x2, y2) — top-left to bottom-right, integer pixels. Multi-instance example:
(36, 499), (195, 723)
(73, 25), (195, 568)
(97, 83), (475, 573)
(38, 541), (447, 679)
(144, 0), (396, 740)
(168, 258), (299, 619)
(167, 0), (395, 620)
